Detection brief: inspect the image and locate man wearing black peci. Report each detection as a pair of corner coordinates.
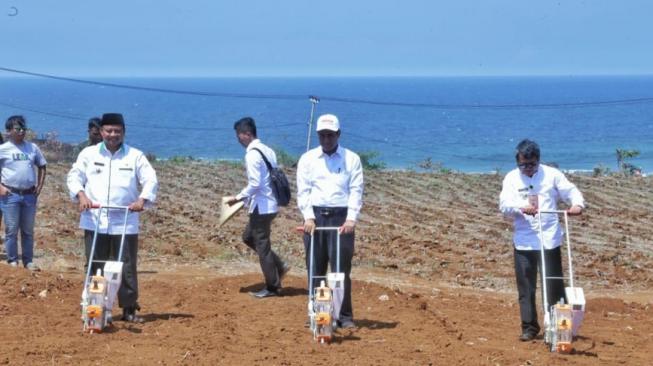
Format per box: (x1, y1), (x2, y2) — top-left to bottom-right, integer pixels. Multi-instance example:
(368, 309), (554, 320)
(67, 113), (158, 323)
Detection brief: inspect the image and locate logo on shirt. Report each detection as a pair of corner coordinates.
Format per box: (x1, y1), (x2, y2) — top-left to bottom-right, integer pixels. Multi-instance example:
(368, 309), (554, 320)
(12, 153), (29, 161)
(518, 187), (529, 200)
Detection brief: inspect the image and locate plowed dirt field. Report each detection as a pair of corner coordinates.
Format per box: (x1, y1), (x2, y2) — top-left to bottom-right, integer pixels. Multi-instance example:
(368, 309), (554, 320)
(1, 162), (651, 365)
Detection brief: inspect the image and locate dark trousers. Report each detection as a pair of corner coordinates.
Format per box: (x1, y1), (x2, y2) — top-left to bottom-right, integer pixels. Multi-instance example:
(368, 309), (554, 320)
(242, 208), (284, 292)
(513, 246), (566, 335)
(84, 230), (139, 308)
(303, 207), (354, 322)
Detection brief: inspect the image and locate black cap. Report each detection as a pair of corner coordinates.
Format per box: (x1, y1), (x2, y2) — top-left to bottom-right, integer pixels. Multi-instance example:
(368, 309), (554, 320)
(100, 113), (125, 127)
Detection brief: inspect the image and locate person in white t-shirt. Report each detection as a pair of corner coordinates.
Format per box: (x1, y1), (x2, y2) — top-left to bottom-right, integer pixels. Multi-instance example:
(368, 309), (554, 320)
(499, 139), (584, 342)
(0, 115), (47, 271)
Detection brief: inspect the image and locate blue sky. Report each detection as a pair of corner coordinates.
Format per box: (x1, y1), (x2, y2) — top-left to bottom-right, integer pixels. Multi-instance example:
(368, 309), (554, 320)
(1, 0), (652, 76)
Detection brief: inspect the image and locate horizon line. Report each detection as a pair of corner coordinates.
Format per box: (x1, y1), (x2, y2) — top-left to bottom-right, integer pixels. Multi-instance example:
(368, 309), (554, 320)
(1, 72), (653, 79)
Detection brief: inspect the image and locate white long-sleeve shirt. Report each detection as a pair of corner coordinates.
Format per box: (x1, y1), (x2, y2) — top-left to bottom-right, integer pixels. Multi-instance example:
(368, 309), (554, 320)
(297, 145), (364, 222)
(67, 142), (158, 234)
(499, 164), (585, 250)
(235, 139), (278, 214)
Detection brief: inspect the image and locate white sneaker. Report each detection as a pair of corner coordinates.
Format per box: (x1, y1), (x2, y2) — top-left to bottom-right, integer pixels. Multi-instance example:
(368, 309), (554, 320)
(7, 261), (18, 268)
(25, 262), (40, 271)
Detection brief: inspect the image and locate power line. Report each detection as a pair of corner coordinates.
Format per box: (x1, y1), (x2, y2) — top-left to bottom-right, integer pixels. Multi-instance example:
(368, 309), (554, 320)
(0, 100), (87, 120)
(319, 95), (653, 109)
(0, 67), (307, 101)
(3, 67), (653, 109)
(0, 99), (304, 131)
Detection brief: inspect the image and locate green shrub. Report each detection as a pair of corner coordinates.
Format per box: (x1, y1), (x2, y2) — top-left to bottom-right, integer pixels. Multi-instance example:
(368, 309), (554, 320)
(272, 146), (298, 168)
(616, 148), (641, 177)
(359, 151), (386, 170)
(417, 157), (451, 174)
(168, 156), (195, 163)
(592, 164), (611, 177)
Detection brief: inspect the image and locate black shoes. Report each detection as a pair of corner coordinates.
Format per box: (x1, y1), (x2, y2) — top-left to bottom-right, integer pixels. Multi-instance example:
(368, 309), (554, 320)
(250, 265), (286, 299)
(519, 332), (537, 341)
(338, 319), (356, 329)
(122, 304), (144, 323)
(250, 288), (280, 299)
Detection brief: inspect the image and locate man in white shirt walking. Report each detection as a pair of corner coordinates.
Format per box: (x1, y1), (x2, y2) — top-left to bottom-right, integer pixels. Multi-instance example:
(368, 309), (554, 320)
(67, 113), (158, 323)
(297, 114), (364, 329)
(499, 139), (584, 342)
(228, 117), (289, 299)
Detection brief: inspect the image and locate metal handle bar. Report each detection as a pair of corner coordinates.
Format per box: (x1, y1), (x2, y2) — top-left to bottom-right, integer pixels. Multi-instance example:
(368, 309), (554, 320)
(90, 203), (130, 263)
(83, 204), (131, 294)
(539, 209), (582, 217)
(297, 226), (342, 272)
(314, 227), (341, 231)
(91, 203), (130, 210)
(537, 209), (576, 317)
(295, 226), (342, 232)
(537, 210), (575, 287)
(300, 226), (342, 303)
(309, 227), (341, 273)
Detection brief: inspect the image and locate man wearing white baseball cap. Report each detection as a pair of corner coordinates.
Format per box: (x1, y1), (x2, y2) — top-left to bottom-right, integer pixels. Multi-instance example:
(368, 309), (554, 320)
(297, 113), (364, 329)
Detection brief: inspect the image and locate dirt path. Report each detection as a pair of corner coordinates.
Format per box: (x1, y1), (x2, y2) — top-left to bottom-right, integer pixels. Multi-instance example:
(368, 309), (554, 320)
(1, 261), (651, 365)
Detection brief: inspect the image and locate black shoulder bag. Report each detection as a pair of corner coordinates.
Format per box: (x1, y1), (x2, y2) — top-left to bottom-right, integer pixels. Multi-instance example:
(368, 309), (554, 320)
(251, 148), (291, 206)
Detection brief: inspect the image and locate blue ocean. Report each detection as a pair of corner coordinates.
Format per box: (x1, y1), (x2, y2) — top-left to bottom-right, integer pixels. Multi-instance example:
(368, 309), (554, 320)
(1, 75), (652, 173)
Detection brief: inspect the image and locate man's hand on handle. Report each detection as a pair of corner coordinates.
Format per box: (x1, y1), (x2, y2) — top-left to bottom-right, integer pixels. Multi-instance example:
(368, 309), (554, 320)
(339, 220), (356, 234)
(520, 204), (583, 217)
(303, 219), (316, 234)
(77, 191), (93, 212)
(128, 198), (146, 212)
(77, 193), (142, 212)
(520, 205), (538, 216)
(302, 219), (356, 235)
(566, 205), (583, 216)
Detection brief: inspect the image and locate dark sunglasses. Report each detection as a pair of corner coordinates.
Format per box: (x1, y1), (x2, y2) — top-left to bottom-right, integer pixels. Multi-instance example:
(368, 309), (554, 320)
(518, 162), (538, 169)
(13, 127), (27, 132)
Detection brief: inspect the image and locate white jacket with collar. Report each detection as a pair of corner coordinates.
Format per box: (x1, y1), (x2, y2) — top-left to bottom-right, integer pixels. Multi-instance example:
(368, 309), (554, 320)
(499, 164), (584, 250)
(67, 142), (158, 235)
